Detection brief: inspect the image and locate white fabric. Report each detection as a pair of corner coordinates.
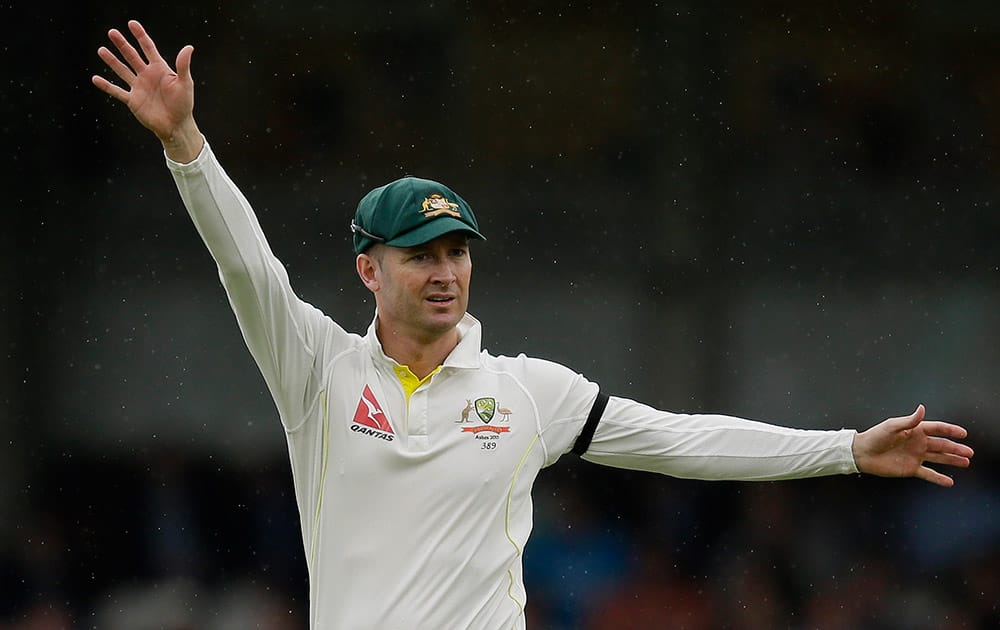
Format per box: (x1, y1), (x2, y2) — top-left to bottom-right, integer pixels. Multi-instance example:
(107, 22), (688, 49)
(167, 141), (858, 630)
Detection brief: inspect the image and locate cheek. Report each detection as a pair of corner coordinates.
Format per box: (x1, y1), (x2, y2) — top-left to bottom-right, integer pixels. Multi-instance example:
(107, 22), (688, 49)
(386, 273), (421, 300)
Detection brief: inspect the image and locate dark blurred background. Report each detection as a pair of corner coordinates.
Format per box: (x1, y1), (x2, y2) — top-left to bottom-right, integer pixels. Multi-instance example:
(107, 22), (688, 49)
(3, 1), (998, 628)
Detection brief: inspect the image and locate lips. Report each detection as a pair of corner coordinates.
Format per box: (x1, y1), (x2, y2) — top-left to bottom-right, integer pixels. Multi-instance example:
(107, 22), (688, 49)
(426, 294), (456, 304)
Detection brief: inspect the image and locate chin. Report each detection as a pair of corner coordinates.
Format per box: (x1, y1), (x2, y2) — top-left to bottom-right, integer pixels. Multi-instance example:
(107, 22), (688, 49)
(431, 315), (464, 332)
(425, 311), (464, 334)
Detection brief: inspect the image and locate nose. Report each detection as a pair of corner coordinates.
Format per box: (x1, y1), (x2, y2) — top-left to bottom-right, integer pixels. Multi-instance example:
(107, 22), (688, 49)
(429, 258), (458, 285)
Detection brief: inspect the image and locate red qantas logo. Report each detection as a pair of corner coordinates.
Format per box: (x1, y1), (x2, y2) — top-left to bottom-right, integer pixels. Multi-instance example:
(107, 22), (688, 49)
(352, 385), (394, 438)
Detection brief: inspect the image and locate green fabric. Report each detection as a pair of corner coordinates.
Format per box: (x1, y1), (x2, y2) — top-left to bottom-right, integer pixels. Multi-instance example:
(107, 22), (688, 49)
(352, 176), (485, 254)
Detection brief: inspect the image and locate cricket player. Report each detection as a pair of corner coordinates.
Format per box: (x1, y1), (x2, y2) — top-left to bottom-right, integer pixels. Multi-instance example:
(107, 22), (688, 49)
(92, 21), (974, 630)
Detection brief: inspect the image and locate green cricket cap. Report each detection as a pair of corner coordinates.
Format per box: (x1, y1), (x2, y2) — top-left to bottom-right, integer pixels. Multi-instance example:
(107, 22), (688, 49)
(351, 176), (485, 254)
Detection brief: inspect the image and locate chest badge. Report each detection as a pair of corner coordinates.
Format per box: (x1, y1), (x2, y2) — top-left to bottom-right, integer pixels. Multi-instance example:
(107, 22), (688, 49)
(475, 397), (496, 423)
(457, 397), (512, 440)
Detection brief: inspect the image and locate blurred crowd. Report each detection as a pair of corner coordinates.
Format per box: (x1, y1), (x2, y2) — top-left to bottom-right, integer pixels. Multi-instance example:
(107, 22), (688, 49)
(3, 441), (996, 629)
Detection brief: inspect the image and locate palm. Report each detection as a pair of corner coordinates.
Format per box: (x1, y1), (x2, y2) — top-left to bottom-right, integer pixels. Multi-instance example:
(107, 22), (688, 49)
(864, 421), (927, 477)
(127, 59), (192, 136)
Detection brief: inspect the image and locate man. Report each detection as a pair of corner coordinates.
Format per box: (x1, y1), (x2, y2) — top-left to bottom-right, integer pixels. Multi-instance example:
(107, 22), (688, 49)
(93, 21), (973, 630)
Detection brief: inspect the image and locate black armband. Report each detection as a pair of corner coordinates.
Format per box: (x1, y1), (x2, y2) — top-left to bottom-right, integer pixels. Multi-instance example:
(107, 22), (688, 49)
(572, 391), (609, 456)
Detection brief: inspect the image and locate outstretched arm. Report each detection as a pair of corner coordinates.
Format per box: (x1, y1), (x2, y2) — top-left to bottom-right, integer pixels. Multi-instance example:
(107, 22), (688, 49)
(92, 20), (203, 163)
(852, 404), (973, 487)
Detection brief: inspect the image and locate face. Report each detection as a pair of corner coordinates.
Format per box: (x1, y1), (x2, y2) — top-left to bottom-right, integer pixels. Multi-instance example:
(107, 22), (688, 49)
(357, 232), (472, 344)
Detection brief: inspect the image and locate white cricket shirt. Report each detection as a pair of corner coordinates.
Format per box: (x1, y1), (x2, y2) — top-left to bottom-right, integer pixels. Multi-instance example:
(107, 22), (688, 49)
(167, 141), (858, 630)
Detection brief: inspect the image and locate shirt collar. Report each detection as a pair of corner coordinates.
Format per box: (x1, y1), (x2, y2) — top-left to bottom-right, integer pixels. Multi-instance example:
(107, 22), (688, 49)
(364, 311), (482, 370)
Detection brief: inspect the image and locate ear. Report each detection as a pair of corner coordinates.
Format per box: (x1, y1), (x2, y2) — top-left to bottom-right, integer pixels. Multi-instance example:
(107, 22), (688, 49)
(356, 253), (380, 292)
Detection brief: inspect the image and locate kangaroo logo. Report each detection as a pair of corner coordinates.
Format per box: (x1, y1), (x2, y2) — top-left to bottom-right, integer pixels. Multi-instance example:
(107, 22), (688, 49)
(457, 399), (473, 423)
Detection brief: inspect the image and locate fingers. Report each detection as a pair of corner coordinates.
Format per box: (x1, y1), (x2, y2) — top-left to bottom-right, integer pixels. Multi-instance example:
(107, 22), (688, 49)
(924, 451), (971, 469)
(128, 20), (165, 65)
(927, 435), (974, 458)
(176, 45), (195, 81)
(916, 431), (973, 486)
(91, 74), (130, 103)
(107, 27), (147, 73)
(97, 45), (136, 86)
(916, 465), (955, 488)
(919, 420), (969, 440)
(881, 404), (924, 434)
(900, 404), (924, 427)
(94, 21), (186, 105)
(102, 21), (164, 77)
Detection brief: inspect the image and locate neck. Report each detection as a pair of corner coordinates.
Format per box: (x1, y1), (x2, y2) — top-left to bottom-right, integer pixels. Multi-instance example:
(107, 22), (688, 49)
(376, 321), (461, 379)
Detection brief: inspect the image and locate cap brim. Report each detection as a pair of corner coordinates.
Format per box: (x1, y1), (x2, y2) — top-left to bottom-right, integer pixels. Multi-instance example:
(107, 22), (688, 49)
(384, 216), (486, 248)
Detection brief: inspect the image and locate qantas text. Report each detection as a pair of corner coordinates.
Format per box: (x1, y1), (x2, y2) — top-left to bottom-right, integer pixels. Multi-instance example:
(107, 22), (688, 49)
(351, 424), (394, 441)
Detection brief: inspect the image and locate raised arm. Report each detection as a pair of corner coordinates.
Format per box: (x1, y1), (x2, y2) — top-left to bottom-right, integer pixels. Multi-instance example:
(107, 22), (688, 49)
(92, 20), (203, 163)
(852, 404), (973, 487)
(93, 20), (349, 432)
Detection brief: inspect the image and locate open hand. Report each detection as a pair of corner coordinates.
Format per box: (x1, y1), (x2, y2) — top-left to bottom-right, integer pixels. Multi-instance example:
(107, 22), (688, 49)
(852, 405), (974, 487)
(92, 20), (202, 161)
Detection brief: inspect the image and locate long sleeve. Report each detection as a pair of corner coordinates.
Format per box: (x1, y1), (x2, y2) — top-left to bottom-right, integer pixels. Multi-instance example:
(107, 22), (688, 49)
(583, 396), (859, 481)
(165, 140), (345, 428)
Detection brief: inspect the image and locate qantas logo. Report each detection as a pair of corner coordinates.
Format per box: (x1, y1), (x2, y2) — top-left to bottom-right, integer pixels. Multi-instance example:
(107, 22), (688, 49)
(351, 385), (394, 442)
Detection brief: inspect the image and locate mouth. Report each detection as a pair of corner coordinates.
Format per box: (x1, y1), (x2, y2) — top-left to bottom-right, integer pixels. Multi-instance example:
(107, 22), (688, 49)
(425, 294), (457, 305)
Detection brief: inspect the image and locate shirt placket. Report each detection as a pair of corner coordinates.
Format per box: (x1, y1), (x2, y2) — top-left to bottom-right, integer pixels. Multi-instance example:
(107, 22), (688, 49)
(407, 383), (431, 451)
